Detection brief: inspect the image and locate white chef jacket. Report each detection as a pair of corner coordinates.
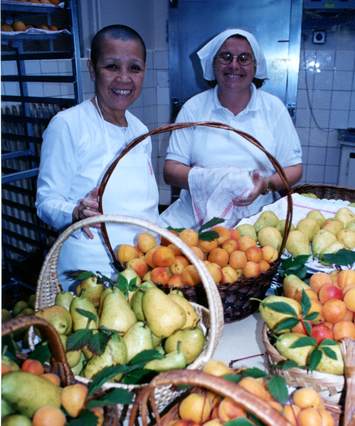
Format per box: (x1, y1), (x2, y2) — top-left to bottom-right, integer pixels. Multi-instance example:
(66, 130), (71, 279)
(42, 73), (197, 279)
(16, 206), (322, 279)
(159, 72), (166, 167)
(161, 85), (302, 228)
(36, 100), (159, 289)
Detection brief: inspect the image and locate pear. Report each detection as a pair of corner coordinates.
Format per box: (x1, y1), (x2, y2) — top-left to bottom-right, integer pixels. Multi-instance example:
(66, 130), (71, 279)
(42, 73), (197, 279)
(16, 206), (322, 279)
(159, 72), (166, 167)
(286, 230), (311, 256)
(2, 309), (12, 322)
(119, 268), (142, 299)
(258, 226), (282, 251)
(283, 274), (310, 300)
(275, 333), (315, 367)
(306, 210), (326, 226)
(259, 295), (301, 331)
(1, 355), (20, 374)
(71, 352), (85, 376)
(70, 296), (98, 330)
(12, 301), (28, 317)
(276, 220), (295, 237)
(316, 342), (344, 375)
(322, 241), (344, 255)
(301, 193), (318, 199)
(59, 335), (82, 368)
(130, 282), (156, 321)
(312, 230), (337, 257)
(83, 332), (128, 379)
(145, 348), (187, 372)
(337, 229), (355, 250)
(297, 218), (320, 241)
(98, 287), (113, 316)
(76, 275), (104, 307)
(236, 224), (257, 240)
(100, 287), (137, 333)
(335, 207), (354, 227)
(36, 305), (72, 335)
(254, 210), (279, 233)
(151, 332), (162, 348)
(346, 219), (355, 231)
(27, 294), (36, 309)
(164, 327), (205, 364)
(322, 219), (343, 235)
(168, 290), (199, 329)
(55, 291), (74, 311)
(2, 399), (15, 418)
(123, 321), (153, 362)
(142, 287), (186, 338)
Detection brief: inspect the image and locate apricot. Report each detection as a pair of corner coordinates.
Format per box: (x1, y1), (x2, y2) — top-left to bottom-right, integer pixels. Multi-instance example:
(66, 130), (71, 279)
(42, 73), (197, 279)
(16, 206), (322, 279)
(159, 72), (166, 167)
(208, 248), (229, 267)
(261, 245), (278, 263)
(170, 255), (190, 274)
(245, 246), (263, 262)
(32, 406), (66, 426)
(117, 244), (139, 265)
(238, 377), (272, 401)
(318, 284), (343, 304)
(322, 299), (347, 324)
(145, 247), (158, 268)
(90, 407), (104, 426)
(41, 373), (61, 386)
(179, 228), (199, 247)
(152, 246), (176, 267)
(191, 246), (206, 260)
(220, 266), (239, 284)
(308, 300), (324, 324)
(127, 258), (149, 278)
(217, 397), (246, 422)
(294, 288), (318, 303)
(242, 261), (261, 279)
(283, 404), (301, 426)
(212, 226), (231, 244)
(337, 269), (355, 289)
(343, 308), (354, 321)
(61, 383), (88, 417)
(310, 272), (332, 293)
(179, 393), (212, 423)
(167, 243), (182, 256)
(21, 359), (44, 375)
(202, 359), (234, 376)
(168, 274), (184, 287)
(297, 407), (322, 426)
(333, 320), (355, 340)
(151, 267), (171, 285)
(182, 264), (201, 285)
(229, 250), (247, 269)
(204, 262), (222, 284)
(269, 400), (283, 412)
(230, 228), (241, 241)
(238, 235), (257, 251)
(319, 408), (335, 426)
(259, 260), (271, 273)
(221, 239), (239, 254)
(344, 287), (355, 312)
(293, 387), (321, 409)
(198, 239), (218, 254)
(136, 232), (157, 253)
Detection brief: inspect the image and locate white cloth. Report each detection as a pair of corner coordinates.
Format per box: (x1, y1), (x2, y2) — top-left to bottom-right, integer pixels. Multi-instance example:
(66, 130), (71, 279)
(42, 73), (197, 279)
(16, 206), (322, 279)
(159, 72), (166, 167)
(197, 28), (268, 81)
(36, 100), (159, 289)
(162, 85), (302, 228)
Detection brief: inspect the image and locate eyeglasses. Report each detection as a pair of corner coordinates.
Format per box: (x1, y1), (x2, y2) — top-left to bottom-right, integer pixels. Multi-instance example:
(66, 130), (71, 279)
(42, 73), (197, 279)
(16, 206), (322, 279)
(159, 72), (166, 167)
(216, 51), (254, 66)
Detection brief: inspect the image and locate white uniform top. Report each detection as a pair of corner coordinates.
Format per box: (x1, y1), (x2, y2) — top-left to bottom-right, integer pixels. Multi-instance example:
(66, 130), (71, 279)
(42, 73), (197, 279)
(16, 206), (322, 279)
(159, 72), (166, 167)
(162, 85), (302, 228)
(36, 99), (159, 289)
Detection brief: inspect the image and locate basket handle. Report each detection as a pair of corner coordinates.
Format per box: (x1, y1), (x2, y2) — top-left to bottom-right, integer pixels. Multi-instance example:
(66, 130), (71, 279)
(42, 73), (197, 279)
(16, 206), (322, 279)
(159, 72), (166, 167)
(97, 121), (293, 267)
(128, 369), (289, 426)
(341, 339), (355, 426)
(2, 315), (75, 386)
(36, 214), (224, 367)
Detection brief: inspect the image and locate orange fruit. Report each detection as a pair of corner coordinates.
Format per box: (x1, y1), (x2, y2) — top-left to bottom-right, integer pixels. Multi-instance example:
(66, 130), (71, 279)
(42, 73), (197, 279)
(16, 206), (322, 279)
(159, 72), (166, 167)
(151, 267), (171, 285)
(204, 261), (222, 284)
(293, 387), (321, 409)
(136, 232), (157, 253)
(32, 406), (66, 426)
(61, 383), (88, 418)
(182, 264), (201, 285)
(245, 246), (263, 262)
(179, 393), (212, 423)
(283, 404), (301, 425)
(333, 320), (355, 340)
(212, 226), (231, 244)
(179, 228), (199, 247)
(229, 250), (247, 269)
(337, 269), (355, 289)
(21, 359), (44, 375)
(167, 243), (182, 256)
(297, 407), (322, 426)
(319, 408), (335, 426)
(242, 261), (261, 279)
(309, 272), (332, 293)
(259, 260), (271, 273)
(116, 244), (139, 265)
(322, 299), (347, 324)
(221, 239), (239, 254)
(152, 246), (175, 267)
(41, 373), (61, 386)
(261, 245), (278, 263)
(190, 246), (205, 260)
(238, 235), (257, 251)
(238, 377), (272, 401)
(198, 239), (218, 254)
(344, 287), (355, 312)
(208, 248), (229, 267)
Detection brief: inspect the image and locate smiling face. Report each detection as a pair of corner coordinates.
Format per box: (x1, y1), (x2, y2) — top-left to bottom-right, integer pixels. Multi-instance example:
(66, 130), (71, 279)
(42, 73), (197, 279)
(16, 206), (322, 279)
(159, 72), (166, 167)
(213, 36), (256, 94)
(89, 36), (145, 125)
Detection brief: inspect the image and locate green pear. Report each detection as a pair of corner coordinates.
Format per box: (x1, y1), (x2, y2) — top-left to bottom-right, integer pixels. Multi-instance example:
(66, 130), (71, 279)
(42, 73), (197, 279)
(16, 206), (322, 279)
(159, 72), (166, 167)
(76, 275), (104, 307)
(337, 229), (355, 250)
(27, 294), (36, 309)
(316, 343), (344, 375)
(2, 399), (15, 418)
(59, 335), (82, 368)
(168, 290), (199, 329)
(55, 291), (74, 311)
(335, 207), (354, 227)
(254, 210), (279, 233)
(322, 241), (344, 255)
(300, 193), (318, 199)
(286, 230), (311, 256)
(297, 218), (320, 241)
(70, 296), (98, 330)
(119, 268), (142, 299)
(83, 332), (127, 379)
(164, 327), (205, 364)
(145, 348), (187, 372)
(98, 287), (113, 316)
(275, 333), (315, 367)
(276, 220), (295, 237)
(71, 352), (85, 376)
(2, 415), (31, 426)
(130, 282), (156, 321)
(283, 274), (310, 300)
(236, 224), (257, 240)
(306, 210), (326, 226)
(2, 371), (61, 417)
(18, 308), (34, 317)
(1, 355), (19, 374)
(142, 287), (186, 338)
(312, 230), (337, 257)
(123, 321), (153, 362)
(12, 301), (28, 317)
(36, 305), (72, 335)
(259, 295), (301, 331)
(346, 219), (355, 231)
(322, 219), (344, 235)
(258, 226), (282, 251)
(2, 309), (12, 322)
(99, 287), (137, 333)
(151, 332), (162, 348)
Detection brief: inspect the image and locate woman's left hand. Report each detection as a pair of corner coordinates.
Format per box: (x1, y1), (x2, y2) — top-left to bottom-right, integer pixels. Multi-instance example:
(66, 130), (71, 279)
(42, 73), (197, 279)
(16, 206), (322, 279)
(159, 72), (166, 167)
(232, 171), (268, 206)
(72, 187), (100, 238)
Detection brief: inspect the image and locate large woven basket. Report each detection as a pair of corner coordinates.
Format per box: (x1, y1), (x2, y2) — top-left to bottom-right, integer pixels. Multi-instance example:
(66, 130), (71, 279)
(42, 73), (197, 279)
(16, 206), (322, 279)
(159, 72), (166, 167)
(2, 315), (119, 424)
(97, 121), (294, 323)
(35, 215), (224, 412)
(293, 184), (355, 202)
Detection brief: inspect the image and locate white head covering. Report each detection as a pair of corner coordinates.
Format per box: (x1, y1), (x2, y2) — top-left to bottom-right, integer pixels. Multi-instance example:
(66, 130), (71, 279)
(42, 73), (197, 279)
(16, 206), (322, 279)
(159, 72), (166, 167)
(197, 28), (268, 81)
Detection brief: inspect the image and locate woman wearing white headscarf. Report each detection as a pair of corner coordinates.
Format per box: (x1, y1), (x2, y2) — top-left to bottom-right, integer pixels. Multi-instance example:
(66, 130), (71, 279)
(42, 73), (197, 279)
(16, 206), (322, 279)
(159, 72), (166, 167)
(160, 28), (302, 229)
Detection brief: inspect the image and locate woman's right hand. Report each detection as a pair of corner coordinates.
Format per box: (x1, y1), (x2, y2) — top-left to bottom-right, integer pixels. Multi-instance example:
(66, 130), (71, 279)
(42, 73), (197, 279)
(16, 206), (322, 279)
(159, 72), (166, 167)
(72, 187), (100, 239)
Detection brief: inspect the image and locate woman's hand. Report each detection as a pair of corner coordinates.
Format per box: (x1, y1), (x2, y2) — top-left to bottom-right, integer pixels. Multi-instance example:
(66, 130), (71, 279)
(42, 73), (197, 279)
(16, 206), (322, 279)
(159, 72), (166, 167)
(232, 171), (269, 207)
(72, 187), (100, 239)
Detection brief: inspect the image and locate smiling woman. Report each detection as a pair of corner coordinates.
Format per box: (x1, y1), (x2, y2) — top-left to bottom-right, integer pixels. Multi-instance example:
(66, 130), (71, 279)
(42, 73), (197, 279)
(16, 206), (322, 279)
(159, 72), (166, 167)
(36, 25), (159, 290)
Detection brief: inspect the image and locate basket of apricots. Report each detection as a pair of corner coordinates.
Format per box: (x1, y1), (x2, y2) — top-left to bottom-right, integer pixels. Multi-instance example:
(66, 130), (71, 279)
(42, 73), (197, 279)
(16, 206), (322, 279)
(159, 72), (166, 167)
(96, 121), (293, 323)
(2, 315), (124, 425)
(260, 268), (355, 403)
(128, 359), (343, 426)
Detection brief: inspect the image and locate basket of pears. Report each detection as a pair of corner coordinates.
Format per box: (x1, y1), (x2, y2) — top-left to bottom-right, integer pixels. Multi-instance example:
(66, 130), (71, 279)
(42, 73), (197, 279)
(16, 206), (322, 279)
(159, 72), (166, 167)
(2, 315), (121, 425)
(259, 267), (355, 403)
(32, 215), (224, 414)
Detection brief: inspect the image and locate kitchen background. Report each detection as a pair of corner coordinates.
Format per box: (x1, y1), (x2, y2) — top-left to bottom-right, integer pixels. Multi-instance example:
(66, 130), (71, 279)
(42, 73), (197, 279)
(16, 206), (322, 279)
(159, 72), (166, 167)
(1, 0), (355, 289)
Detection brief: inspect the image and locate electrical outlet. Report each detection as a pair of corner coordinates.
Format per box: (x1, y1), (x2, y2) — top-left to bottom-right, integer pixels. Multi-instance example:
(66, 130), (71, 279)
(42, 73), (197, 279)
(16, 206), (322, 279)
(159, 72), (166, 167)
(312, 30), (326, 44)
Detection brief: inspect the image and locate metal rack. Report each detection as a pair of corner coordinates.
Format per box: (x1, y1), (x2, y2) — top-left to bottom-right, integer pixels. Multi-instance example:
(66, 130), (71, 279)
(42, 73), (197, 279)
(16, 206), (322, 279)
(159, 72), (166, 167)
(1, 0), (82, 290)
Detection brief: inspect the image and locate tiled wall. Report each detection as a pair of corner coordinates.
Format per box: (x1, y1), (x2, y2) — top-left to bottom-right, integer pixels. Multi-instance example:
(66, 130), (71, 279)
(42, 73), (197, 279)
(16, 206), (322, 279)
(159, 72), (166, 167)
(295, 18), (355, 185)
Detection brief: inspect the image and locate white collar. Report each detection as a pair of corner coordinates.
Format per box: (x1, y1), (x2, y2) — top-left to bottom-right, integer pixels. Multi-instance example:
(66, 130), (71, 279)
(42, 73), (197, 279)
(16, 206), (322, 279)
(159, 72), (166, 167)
(212, 84), (259, 116)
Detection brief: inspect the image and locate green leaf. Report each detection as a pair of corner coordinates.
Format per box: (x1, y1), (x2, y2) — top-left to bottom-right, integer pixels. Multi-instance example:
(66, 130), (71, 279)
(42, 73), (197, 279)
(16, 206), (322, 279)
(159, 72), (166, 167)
(273, 317), (299, 333)
(75, 308), (97, 324)
(167, 226), (185, 233)
(320, 249), (355, 266)
(67, 409), (98, 426)
(319, 338), (337, 347)
(304, 321), (312, 336)
(116, 274), (129, 297)
(88, 365), (131, 395)
(308, 349), (322, 371)
(96, 272), (114, 286)
(87, 331), (110, 355)
(121, 368), (156, 385)
(290, 336), (316, 348)
(128, 349), (163, 366)
(64, 270), (95, 281)
(267, 376), (289, 404)
(279, 256), (309, 279)
(67, 329), (92, 351)
(300, 289), (311, 317)
(241, 368), (268, 379)
(278, 360), (299, 370)
(322, 347), (338, 360)
(225, 417), (254, 426)
(304, 312), (319, 321)
(222, 373), (241, 383)
(29, 342), (50, 364)
(247, 413), (264, 426)
(86, 388), (133, 408)
(199, 217), (225, 232)
(263, 301), (298, 317)
(128, 278), (138, 292)
(198, 230), (219, 241)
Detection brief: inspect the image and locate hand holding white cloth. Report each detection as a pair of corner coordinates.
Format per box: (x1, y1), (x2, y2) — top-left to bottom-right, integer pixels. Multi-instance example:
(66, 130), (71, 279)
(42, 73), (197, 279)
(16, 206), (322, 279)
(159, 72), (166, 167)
(188, 167), (256, 228)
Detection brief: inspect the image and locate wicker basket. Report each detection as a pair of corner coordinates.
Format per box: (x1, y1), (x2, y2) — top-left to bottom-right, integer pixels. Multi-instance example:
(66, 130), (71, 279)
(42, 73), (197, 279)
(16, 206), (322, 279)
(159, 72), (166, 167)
(35, 214), (224, 412)
(2, 315), (119, 425)
(97, 121), (294, 323)
(293, 184), (355, 202)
